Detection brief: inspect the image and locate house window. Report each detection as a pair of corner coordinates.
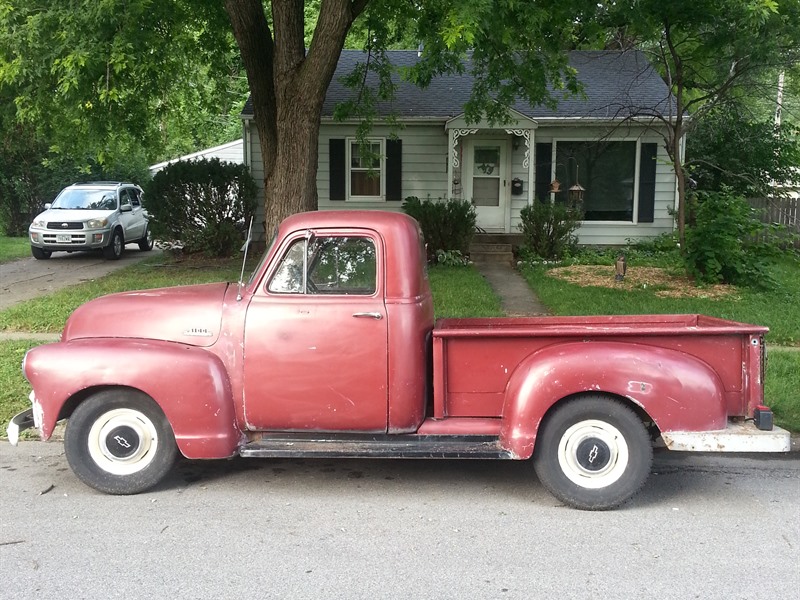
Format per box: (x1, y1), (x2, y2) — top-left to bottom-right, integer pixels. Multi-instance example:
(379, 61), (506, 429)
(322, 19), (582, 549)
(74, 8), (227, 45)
(554, 141), (637, 222)
(347, 139), (384, 201)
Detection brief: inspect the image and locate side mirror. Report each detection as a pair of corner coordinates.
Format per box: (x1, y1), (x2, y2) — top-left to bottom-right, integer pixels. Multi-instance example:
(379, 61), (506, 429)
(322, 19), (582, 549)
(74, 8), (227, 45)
(120, 204), (132, 213)
(44, 203), (52, 210)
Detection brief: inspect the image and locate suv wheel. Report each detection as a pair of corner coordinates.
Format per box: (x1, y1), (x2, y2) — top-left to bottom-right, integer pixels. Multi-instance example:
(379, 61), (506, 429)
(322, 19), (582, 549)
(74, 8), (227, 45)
(138, 226), (154, 251)
(31, 246), (52, 260)
(103, 229), (124, 260)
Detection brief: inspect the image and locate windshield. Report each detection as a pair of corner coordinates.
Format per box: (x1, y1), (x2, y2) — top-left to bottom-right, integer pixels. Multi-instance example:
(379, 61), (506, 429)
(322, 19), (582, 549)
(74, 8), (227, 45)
(52, 189), (117, 210)
(247, 231), (279, 287)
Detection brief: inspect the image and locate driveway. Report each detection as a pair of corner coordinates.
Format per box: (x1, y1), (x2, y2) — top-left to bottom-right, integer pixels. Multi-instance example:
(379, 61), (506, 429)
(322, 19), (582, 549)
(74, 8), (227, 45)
(0, 248), (161, 312)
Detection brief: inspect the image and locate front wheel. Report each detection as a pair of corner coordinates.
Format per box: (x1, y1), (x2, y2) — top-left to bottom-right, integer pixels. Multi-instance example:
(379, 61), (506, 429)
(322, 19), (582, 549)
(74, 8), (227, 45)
(64, 390), (178, 494)
(31, 246), (51, 260)
(103, 229), (124, 260)
(533, 395), (652, 510)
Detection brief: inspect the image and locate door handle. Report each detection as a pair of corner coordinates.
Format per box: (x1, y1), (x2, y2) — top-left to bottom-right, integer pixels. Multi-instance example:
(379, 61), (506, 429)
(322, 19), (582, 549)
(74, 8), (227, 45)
(352, 312), (383, 320)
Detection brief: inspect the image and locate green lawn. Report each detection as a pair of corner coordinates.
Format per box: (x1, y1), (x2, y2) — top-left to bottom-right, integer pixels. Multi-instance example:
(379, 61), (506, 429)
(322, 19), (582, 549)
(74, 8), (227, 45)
(520, 256), (800, 346)
(0, 236), (30, 263)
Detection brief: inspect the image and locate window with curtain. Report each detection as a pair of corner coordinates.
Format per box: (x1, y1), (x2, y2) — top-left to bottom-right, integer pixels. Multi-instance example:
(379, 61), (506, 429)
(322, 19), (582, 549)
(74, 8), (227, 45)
(555, 141), (637, 221)
(349, 140), (383, 198)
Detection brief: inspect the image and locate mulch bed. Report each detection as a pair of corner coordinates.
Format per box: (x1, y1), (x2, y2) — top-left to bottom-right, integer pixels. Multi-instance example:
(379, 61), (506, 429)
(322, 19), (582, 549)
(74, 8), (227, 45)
(546, 265), (737, 299)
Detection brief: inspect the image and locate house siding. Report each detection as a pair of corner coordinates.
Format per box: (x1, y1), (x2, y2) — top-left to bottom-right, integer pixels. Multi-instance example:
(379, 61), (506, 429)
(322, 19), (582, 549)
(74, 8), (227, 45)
(318, 123), (449, 209)
(245, 120), (677, 245)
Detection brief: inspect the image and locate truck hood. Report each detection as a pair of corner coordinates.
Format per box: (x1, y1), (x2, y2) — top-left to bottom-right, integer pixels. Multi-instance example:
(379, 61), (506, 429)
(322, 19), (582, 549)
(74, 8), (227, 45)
(62, 283), (231, 347)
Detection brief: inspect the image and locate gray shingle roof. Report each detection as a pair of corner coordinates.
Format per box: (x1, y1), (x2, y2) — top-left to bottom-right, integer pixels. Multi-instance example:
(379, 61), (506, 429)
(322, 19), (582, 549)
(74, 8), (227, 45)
(241, 49), (676, 121)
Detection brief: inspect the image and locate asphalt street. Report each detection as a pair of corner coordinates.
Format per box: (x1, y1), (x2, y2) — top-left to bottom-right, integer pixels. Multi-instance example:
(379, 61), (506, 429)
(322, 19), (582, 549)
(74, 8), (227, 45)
(1, 442), (798, 600)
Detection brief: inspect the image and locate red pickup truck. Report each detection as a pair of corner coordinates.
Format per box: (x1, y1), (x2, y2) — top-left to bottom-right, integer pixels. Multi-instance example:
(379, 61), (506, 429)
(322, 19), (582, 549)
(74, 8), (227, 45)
(7, 210), (790, 509)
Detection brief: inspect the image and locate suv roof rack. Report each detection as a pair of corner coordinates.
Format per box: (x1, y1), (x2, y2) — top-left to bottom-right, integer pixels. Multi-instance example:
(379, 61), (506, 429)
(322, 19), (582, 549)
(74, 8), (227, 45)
(72, 181), (129, 187)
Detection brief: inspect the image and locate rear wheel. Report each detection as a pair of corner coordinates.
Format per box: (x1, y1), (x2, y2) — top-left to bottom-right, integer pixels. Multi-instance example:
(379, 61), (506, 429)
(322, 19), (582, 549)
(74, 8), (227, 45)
(31, 246), (51, 260)
(533, 395), (652, 510)
(103, 229), (124, 260)
(64, 389), (178, 494)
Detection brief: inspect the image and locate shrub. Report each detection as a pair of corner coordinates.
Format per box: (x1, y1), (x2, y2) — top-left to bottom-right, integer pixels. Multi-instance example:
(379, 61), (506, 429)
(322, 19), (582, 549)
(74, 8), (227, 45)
(402, 196), (476, 263)
(518, 201), (582, 260)
(684, 189), (785, 288)
(435, 249), (470, 266)
(144, 158), (257, 257)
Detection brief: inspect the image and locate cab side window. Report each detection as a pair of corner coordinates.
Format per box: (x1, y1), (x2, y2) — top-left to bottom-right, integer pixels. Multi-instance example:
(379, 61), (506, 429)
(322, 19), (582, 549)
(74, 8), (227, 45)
(129, 189), (142, 207)
(119, 189), (132, 209)
(269, 236), (377, 295)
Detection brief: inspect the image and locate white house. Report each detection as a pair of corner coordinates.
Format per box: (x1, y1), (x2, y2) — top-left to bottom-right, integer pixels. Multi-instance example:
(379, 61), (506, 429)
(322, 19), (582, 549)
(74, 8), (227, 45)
(241, 50), (681, 245)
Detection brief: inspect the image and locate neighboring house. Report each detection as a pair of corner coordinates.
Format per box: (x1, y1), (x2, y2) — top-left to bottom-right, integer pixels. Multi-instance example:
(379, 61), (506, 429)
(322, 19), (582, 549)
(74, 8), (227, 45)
(241, 50), (681, 244)
(148, 139), (244, 176)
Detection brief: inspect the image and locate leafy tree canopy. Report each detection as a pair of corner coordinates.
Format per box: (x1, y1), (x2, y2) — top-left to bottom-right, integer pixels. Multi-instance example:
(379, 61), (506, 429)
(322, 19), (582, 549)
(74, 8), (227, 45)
(0, 0), (245, 165)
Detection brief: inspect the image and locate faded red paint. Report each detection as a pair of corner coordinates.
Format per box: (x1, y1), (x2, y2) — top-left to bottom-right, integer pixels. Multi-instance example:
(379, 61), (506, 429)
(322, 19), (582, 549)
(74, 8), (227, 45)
(22, 210), (771, 460)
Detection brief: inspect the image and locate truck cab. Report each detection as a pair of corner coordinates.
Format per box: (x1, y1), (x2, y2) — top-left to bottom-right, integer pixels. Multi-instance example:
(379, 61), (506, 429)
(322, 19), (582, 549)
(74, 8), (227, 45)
(241, 211), (433, 434)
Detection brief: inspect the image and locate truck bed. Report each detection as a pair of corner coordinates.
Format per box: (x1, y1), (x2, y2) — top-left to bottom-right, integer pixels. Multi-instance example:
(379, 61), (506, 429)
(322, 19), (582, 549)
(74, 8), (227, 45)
(431, 314), (767, 421)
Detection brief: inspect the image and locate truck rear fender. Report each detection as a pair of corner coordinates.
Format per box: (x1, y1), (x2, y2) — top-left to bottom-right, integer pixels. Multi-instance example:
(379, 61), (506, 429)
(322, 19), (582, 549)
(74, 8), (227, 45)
(24, 339), (241, 459)
(500, 341), (727, 459)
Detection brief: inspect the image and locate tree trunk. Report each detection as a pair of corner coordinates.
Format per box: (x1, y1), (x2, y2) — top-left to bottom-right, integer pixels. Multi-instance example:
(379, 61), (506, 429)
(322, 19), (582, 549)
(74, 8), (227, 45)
(672, 119), (687, 251)
(225, 0), (369, 235)
(263, 101), (322, 234)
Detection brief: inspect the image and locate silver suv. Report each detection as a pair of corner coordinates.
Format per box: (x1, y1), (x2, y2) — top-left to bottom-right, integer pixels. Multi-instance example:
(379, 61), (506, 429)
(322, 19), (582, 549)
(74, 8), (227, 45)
(29, 182), (153, 260)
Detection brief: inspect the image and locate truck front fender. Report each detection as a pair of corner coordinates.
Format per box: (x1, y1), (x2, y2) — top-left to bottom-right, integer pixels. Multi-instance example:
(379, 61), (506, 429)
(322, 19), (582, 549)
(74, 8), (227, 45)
(500, 341), (727, 459)
(24, 339), (241, 459)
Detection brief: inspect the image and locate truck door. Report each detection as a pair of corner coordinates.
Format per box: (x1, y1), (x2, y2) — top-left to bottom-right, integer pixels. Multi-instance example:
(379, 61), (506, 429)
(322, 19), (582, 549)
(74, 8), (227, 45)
(242, 231), (388, 432)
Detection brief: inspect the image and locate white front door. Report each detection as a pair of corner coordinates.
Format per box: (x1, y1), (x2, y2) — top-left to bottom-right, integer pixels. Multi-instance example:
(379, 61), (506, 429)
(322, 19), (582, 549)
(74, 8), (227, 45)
(464, 138), (510, 232)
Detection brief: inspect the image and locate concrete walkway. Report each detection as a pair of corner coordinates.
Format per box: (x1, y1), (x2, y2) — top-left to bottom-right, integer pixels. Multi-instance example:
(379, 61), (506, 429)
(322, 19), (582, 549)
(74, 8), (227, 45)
(473, 262), (549, 317)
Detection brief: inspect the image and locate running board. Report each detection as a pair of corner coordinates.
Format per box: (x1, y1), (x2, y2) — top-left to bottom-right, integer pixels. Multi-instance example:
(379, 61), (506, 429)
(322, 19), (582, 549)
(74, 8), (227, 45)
(239, 433), (512, 459)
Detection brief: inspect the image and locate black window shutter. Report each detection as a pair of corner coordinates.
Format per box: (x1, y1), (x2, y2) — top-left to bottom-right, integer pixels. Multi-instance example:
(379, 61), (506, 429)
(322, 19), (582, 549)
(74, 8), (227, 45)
(329, 139), (346, 201)
(638, 143), (658, 223)
(534, 143), (553, 202)
(386, 139), (402, 201)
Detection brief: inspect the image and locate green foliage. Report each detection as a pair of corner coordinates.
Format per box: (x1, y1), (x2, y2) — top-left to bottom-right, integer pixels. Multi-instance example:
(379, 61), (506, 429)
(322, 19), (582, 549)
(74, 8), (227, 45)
(0, 0), (244, 166)
(0, 121), (150, 236)
(518, 201), (582, 261)
(402, 196), (476, 263)
(688, 102), (800, 197)
(684, 190), (787, 287)
(144, 158), (257, 257)
(435, 249), (469, 267)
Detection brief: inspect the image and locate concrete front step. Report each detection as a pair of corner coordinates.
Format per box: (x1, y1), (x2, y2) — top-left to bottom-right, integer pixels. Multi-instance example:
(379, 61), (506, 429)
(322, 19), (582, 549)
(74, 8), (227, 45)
(470, 247), (514, 266)
(470, 234), (522, 265)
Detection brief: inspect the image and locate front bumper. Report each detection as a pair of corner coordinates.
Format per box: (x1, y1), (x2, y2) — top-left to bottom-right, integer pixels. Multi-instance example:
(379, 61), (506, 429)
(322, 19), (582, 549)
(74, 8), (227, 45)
(662, 420), (791, 452)
(7, 391), (45, 446)
(7, 408), (34, 446)
(29, 227), (111, 251)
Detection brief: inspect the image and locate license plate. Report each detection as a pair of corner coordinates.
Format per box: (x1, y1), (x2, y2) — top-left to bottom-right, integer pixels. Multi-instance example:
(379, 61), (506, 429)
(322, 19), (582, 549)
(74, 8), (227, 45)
(56, 234), (71, 243)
